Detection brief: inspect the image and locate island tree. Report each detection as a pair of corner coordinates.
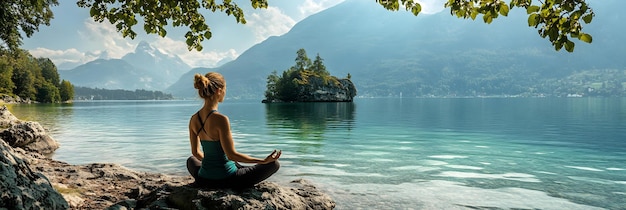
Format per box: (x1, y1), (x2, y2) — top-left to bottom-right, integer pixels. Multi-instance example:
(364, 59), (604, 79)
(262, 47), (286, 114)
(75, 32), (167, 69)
(264, 49), (356, 102)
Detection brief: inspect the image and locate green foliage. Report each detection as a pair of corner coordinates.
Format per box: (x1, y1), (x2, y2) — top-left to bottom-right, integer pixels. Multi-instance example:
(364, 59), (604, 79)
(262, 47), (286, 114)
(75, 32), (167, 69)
(311, 54), (328, 76)
(547, 69), (626, 97)
(38, 58), (60, 86)
(378, 0), (594, 52)
(0, 49), (74, 102)
(0, 0), (58, 51)
(1, 0), (594, 52)
(59, 80), (74, 101)
(265, 48), (349, 102)
(264, 70), (280, 102)
(76, 0), (268, 51)
(11, 51), (37, 99)
(376, 0), (422, 15)
(0, 55), (15, 94)
(294, 49), (312, 71)
(36, 80), (60, 103)
(74, 86), (174, 100)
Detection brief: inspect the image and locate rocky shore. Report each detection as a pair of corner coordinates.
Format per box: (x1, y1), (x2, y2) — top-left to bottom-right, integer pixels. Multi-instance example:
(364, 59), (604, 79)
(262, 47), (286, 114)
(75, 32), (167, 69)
(0, 94), (32, 104)
(0, 105), (335, 209)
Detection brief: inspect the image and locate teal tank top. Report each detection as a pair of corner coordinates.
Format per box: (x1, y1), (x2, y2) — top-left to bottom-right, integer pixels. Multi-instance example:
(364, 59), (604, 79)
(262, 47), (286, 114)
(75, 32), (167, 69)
(198, 140), (237, 179)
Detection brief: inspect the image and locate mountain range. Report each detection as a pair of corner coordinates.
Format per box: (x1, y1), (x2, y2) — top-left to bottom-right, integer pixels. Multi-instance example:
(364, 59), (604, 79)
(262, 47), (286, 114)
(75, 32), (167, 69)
(166, 0), (625, 98)
(59, 41), (190, 90)
(60, 0), (625, 98)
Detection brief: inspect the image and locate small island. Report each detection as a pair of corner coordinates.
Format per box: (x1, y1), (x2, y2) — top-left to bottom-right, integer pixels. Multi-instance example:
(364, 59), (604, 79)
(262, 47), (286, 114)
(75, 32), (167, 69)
(262, 49), (357, 103)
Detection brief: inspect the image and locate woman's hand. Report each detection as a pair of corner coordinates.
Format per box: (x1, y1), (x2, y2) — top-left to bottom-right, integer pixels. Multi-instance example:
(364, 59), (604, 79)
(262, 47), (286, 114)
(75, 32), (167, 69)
(260, 150), (282, 164)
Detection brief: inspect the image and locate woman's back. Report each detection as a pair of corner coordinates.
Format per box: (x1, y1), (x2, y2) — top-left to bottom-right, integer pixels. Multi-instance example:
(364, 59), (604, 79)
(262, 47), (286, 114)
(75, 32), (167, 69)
(198, 140), (237, 179)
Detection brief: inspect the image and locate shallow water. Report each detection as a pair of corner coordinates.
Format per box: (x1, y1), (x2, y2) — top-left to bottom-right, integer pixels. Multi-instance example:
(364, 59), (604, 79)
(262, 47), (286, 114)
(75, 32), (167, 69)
(7, 98), (626, 209)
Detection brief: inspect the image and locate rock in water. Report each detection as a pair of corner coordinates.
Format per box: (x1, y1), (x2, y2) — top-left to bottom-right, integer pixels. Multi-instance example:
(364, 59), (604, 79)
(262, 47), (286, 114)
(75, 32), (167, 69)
(0, 105), (59, 155)
(0, 106), (19, 127)
(0, 140), (69, 209)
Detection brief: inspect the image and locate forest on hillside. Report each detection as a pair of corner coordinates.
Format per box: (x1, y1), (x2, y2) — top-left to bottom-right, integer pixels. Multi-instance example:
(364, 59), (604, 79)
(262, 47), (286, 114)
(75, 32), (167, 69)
(74, 87), (174, 100)
(360, 68), (626, 98)
(0, 49), (74, 103)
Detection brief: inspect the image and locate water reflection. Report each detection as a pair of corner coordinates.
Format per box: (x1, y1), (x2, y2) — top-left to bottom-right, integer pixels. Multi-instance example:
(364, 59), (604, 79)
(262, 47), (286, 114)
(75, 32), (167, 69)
(5, 103), (74, 134)
(265, 102), (355, 137)
(264, 102), (356, 170)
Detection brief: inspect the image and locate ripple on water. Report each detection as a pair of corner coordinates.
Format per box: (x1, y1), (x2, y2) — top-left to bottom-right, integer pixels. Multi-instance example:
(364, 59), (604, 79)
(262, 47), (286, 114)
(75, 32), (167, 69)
(390, 165), (440, 172)
(284, 165), (385, 178)
(321, 179), (603, 210)
(565, 166), (604, 172)
(354, 151), (390, 156)
(445, 165), (483, 170)
(606, 167), (625, 171)
(422, 160), (448, 165)
(429, 155), (468, 159)
(567, 176), (620, 185)
(435, 171), (542, 183)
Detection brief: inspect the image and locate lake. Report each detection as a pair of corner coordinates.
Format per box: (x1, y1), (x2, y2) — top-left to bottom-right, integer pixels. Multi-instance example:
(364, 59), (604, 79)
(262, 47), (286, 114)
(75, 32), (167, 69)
(6, 98), (626, 209)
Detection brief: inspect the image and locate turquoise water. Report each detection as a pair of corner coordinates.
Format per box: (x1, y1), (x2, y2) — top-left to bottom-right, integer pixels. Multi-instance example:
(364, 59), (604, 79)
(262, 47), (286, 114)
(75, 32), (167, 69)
(6, 98), (626, 209)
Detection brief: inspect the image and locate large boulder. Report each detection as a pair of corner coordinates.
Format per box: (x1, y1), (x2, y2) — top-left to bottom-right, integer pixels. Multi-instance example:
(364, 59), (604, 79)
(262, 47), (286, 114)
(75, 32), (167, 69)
(0, 121), (59, 155)
(0, 105), (59, 155)
(30, 154), (336, 209)
(0, 105), (19, 128)
(119, 179), (336, 209)
(0, 140), (69, 209)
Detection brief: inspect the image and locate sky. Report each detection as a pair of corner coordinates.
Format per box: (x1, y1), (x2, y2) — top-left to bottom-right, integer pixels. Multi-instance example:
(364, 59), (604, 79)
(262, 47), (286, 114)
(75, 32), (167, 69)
(22, 0), (445, 69)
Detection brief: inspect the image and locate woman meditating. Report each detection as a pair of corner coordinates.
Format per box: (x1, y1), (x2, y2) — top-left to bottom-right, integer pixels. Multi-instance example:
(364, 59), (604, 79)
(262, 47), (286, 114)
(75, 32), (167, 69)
(186, 72), (281, 189)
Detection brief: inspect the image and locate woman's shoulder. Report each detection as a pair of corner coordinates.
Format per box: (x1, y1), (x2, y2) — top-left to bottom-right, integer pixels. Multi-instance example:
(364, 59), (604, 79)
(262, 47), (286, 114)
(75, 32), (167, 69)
(190, 111), (201, 120)
(212, 112), (229, 121)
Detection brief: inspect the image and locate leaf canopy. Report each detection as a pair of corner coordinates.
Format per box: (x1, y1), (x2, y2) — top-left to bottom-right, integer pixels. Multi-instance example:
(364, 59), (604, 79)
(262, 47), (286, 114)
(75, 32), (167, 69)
(0, 0), (595, 53)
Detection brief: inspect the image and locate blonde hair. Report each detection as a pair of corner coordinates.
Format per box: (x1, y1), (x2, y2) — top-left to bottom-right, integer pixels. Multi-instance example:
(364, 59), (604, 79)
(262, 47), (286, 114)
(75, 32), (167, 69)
(194, 72), (226, 99)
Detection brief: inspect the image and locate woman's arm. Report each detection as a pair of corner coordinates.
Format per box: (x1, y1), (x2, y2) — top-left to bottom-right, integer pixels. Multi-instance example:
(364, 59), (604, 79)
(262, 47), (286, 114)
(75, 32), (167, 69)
(215, 114), (281, 164)
(189, 117), (204, 160)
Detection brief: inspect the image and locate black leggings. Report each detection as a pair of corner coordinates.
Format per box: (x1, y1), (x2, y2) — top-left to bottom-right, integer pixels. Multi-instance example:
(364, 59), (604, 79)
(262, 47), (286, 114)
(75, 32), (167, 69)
(186, 156), (280, 189)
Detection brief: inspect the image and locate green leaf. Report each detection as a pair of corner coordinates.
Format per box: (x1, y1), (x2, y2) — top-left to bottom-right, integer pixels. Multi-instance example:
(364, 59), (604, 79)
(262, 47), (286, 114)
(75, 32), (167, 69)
(564, 40), (575, 52)
(90, 7), (97, 17)
(203, 31), (212, 39)
(499, 4), (509, 16)
(579, 33), (593, 43)
(526, 5), (539, 14)
(555, 41), (564, 51)
(483, 14), (493, 24)
(528, 13), (538, 26)
(582, 14), (593, 24)
(158, 29), (167, 37)
(470, 10), (478, 20)
(411, 4), (422, 16)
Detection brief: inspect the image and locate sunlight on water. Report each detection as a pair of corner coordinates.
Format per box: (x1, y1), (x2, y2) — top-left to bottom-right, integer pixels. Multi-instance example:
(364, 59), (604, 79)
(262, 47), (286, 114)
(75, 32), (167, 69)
(6, 98), (626, 209)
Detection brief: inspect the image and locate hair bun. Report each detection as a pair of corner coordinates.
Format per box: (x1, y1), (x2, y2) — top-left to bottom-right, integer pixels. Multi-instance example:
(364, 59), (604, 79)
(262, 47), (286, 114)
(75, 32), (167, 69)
(194, 73), (208, 90)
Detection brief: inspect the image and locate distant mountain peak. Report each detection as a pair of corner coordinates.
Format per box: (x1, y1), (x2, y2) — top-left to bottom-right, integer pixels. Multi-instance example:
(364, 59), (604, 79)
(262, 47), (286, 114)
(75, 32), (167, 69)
(135, 41), (157, 55)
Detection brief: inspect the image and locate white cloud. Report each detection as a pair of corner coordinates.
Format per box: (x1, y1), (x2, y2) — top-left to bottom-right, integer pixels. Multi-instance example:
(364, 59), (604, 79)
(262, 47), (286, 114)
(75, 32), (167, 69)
(246, 6), (297, 43)
(79, 18), (135, 59)
(417, 0), (446, 14)
(29, 18), (137, 68)
(298, 0), (344, 18)
(28, 47), (100, 67)
(153, 37), (239, 68)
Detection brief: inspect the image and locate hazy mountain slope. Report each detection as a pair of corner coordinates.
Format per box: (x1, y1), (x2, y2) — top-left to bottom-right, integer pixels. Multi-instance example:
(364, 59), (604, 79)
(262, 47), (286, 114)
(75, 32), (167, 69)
(59, 59), (154, 90)
(60, 41), (191, 91)
(167, 0), (624, 98)
(122, 41), (191, 85)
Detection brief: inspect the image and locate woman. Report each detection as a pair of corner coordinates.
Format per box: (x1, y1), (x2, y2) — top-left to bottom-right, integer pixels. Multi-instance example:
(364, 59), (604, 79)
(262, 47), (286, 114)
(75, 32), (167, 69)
(186, 72), (281, 189)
